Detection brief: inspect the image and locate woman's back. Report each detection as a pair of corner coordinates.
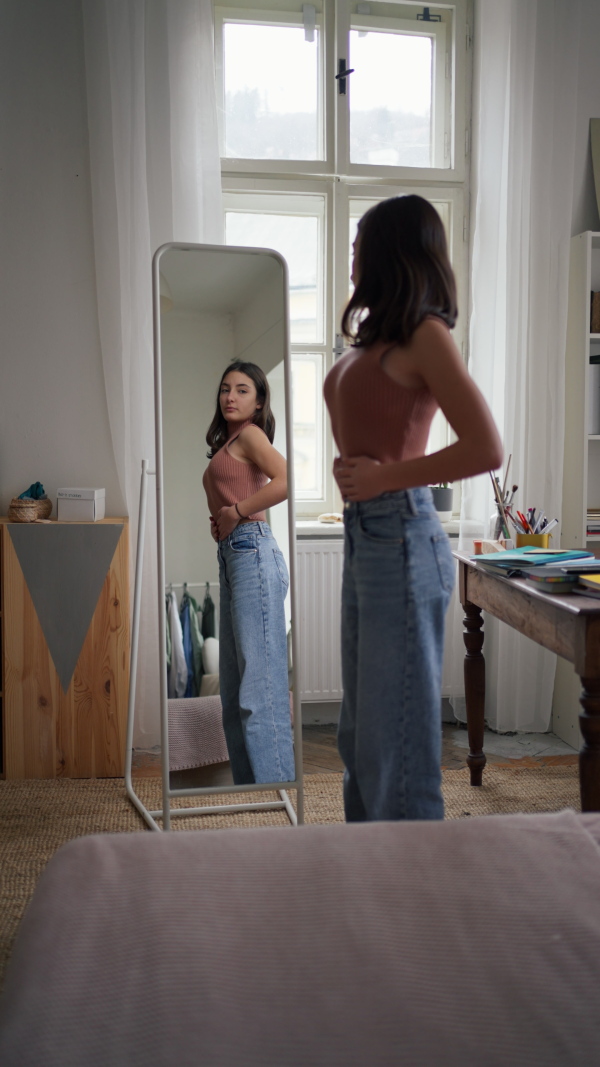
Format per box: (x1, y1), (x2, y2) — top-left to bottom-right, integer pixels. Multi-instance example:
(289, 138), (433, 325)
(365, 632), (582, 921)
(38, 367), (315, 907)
(324, 331), (439, 465)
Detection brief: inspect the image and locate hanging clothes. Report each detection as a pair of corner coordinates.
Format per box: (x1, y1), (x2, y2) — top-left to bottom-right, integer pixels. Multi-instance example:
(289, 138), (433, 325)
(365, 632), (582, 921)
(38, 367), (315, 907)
(165, 597), (172, 671)
(165, 595), (173, 695)
(183, 589), (204, 696)
(201, 582), (216, 639)
(180, 599), (194, 698)
(179, 586), (205, 697)
(167, 590), (188, 698)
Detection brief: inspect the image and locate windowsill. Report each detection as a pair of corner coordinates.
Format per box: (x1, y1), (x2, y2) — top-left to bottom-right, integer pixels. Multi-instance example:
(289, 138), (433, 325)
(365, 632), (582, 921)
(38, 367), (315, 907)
(296, 520), (344, 537)
(296, 517), (463, 538)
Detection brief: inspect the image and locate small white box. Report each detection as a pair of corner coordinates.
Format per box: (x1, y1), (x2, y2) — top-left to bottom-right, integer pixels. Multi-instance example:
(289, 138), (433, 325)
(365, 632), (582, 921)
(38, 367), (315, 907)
(57, 488), (106, 522)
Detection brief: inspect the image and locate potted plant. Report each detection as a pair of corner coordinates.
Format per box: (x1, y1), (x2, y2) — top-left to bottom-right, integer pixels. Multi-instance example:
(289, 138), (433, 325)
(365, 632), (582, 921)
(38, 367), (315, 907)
(430, 483), (453, 521)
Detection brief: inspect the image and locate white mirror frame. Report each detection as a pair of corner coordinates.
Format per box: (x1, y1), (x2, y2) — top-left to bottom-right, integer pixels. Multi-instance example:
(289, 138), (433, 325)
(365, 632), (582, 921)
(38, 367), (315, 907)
(125, 242), (304, 830)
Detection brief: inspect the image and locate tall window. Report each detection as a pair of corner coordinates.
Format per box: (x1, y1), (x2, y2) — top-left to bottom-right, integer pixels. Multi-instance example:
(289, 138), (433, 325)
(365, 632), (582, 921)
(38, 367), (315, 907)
(216, 0), (472, 516)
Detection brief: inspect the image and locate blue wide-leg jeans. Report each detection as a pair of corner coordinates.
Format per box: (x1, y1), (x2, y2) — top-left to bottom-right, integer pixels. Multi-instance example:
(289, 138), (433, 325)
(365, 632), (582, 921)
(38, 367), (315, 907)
(338, 488), (455, 822)
(218, 521), (295, 784)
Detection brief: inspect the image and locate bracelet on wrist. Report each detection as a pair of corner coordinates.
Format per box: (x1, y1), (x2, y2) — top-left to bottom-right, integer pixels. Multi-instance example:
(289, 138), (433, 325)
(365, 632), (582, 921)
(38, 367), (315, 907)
(235, 502), (245, 520)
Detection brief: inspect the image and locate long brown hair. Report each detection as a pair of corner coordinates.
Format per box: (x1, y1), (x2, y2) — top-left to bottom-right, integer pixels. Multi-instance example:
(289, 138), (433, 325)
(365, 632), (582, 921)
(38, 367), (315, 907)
(341, 195), (458, 347)
(206, 361), (275, 458)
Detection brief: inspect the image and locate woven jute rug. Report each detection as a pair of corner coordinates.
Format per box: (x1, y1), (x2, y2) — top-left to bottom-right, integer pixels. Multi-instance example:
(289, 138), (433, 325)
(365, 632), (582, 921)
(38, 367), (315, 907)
(0, 765), (580, 983)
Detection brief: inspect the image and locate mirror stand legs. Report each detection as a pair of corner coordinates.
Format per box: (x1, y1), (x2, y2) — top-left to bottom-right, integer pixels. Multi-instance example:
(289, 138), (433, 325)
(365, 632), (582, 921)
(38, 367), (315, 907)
(125, 460), (303, 830)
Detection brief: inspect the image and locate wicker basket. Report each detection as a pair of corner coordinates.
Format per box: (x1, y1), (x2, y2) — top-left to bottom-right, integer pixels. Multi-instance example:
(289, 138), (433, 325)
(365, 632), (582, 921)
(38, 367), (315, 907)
(8, 496), (53, 522)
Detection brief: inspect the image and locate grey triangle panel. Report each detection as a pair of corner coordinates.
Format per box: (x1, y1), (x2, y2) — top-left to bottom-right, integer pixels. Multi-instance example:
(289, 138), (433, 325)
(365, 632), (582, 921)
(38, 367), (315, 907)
(8, 524), (124, 693)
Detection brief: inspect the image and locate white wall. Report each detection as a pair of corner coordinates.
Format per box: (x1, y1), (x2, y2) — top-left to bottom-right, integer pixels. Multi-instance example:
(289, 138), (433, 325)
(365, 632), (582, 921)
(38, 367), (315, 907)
(0, 1), (122, 517)
(232, 266), (285, 376)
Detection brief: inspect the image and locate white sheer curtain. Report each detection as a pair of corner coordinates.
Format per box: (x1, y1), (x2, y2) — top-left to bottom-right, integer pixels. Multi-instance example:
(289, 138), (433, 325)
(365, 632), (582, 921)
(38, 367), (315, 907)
(448, 0), (580, 732)
(82, 0), (222, 745)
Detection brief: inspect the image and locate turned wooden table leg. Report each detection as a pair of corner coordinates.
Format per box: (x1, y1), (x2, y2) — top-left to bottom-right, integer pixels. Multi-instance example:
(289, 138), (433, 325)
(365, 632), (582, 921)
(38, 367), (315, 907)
(579, 677), (600, 811)
(463, 602), (486, 787)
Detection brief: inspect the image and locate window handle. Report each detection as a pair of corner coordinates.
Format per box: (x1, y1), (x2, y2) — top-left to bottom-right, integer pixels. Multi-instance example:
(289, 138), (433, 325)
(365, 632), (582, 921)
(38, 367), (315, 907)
(336, 58), (355, 95)
(417, 6), (441, 22)
(334, 334), (346, 360)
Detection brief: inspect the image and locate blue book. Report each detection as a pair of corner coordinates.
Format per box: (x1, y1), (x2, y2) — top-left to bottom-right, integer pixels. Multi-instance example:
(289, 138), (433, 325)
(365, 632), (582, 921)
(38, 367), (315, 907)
(472, 548), (594, 570)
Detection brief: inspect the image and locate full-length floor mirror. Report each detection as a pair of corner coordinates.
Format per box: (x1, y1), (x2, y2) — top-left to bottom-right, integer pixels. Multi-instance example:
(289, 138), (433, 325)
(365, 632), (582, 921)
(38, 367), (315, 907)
(127, 243), (303, 829)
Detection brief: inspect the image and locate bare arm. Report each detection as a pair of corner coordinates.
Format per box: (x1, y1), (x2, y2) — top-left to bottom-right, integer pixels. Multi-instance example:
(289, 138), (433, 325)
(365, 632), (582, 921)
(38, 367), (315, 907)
(335, 320), (503, 502)
(215, 426), (288, 538)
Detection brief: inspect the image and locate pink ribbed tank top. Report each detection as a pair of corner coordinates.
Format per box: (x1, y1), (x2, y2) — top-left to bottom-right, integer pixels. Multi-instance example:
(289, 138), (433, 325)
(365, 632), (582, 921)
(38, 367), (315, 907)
(202, 421), (268, 524)
(323, 344), (438, 465)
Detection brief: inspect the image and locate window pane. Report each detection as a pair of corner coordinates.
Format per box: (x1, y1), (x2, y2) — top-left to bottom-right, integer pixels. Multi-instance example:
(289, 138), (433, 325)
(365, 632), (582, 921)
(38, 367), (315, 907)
(292, 356), (323, 497)
(349, 30), (434, 167)
(225, 211), (323, 343)
(222, 23), (321, 160)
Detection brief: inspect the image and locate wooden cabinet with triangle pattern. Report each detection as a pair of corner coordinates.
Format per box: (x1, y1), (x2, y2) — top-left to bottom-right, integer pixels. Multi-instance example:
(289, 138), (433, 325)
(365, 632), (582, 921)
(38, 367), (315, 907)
(0, 517), (129, 778)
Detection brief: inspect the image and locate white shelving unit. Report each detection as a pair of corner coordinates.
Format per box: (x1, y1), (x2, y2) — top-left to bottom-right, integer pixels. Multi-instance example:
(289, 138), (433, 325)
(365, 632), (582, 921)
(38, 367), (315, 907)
(553, 232), (600, 748)
(561, 232), (600, 550)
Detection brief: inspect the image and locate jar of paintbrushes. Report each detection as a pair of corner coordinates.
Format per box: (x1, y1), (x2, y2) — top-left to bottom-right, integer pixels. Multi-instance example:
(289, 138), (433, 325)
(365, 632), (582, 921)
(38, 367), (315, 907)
(489, 455), (516, 542)
(489, 454), (558, 546)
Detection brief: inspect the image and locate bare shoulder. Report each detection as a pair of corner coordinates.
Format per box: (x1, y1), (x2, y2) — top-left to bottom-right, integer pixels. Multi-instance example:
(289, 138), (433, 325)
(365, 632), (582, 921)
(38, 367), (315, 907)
(235, 422), (286, 477)
(238, 423), (268, 443)
(236, 423), (269, 457)
(409, 317), (462, 371)
(411, 317), (453, 350)
(237, 424), (281, 465)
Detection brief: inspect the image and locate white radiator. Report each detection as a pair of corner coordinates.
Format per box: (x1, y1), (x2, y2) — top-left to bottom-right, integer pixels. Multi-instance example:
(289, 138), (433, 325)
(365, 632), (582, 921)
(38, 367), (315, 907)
(296, 538), (344, 701)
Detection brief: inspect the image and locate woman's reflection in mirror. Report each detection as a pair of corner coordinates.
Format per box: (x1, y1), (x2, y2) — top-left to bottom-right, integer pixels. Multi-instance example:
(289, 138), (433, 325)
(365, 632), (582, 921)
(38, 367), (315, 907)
(202, 361), (294, 783)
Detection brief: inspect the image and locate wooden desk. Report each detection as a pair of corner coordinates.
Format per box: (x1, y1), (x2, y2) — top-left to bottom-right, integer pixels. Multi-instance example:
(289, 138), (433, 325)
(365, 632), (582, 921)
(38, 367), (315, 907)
(454, 550), (600, 811)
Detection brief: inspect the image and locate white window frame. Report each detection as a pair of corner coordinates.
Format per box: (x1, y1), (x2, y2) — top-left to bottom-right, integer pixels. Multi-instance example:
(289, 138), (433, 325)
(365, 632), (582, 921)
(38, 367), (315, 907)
(291, 352), (326, 501)
(217, 0), (473, 517)
(215, 2), (332, 175)
(215, 0), (468, 183)
(338, 0), (467, 182)
(343, 12), (448, 172)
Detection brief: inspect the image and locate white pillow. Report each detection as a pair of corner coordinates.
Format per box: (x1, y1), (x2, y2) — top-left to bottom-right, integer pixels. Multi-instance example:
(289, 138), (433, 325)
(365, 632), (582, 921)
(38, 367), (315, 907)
(202, 636), (219, 676)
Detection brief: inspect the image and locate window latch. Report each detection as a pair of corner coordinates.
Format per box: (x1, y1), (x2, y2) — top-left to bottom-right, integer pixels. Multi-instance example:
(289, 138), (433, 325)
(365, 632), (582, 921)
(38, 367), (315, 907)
(336, 58), (355, 95)
(417, 7), (442, 21)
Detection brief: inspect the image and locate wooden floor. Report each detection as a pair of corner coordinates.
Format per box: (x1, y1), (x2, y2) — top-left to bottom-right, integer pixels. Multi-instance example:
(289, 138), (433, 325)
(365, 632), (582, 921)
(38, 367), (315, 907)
(302, 724), (342, 773)
(133, 722), (578, 787)
(302, 723), (578, 773)
(300, 723), (468, 774)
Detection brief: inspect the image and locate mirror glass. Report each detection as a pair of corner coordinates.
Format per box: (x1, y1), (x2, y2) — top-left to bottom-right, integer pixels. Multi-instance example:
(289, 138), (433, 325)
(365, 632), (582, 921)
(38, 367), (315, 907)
(157, 244), (299, 789)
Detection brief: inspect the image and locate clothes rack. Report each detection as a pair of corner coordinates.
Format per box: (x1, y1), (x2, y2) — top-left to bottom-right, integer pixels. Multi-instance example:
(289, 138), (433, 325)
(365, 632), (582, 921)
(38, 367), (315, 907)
(165, 581), (219, 591)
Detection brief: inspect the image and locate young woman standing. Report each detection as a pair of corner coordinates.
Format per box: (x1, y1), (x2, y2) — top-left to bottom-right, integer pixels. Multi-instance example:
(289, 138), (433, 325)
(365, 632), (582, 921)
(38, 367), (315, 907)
(203, 361), (294, 784)
(324, 195), (503, 822)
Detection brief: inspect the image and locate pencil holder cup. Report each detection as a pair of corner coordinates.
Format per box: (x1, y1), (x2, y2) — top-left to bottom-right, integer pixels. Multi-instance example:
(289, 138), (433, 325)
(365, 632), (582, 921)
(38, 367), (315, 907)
(516, 533), (551, 549)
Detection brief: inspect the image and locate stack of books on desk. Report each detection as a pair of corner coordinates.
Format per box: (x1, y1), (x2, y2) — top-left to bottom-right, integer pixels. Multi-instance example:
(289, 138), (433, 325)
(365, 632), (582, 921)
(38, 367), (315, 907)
(471, 547), (600, 594)
(471, 548), (595, 572)
(525, 563), (600, 594)
(576, 573), (600, 598)
(587, 508), (600, 536)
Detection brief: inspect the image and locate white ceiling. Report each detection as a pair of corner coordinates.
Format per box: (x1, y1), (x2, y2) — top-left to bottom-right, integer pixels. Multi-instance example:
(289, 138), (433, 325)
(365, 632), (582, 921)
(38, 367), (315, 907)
(158, 246), (283, 315)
